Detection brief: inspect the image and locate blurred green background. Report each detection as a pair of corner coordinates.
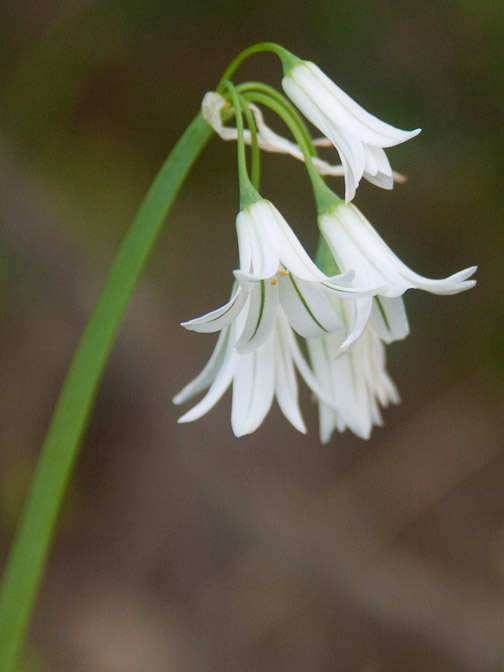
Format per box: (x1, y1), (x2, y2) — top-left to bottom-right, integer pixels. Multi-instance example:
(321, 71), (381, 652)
(1, 1), (503, 670)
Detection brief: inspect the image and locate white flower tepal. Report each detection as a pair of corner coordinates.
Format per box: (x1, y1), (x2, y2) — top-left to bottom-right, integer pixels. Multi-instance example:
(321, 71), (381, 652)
(307, 325), (400, 442)
(282, 60), (421, 202)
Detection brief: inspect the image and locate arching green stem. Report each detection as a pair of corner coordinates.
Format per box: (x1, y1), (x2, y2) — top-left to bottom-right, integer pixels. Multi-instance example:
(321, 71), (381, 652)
(218, 42), (291, 87)
(240, 95), (261, 191)
(0, 111), (214, 672)
(222, 81), (260, 208)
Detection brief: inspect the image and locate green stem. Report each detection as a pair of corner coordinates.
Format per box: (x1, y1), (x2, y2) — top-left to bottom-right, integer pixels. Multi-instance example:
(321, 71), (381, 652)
(240, 96), (260, 191)
(0, 111), (213, 672)
(242, 90), (340, 213)
(222, 81), (260, 208)
(237, 81), (316, 158)
(315, 233), (341, 275)
(218, 42), (288, 86)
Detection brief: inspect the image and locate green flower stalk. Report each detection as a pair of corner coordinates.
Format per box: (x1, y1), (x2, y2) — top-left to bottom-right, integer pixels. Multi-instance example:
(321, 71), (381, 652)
(0, 112), (213, 672)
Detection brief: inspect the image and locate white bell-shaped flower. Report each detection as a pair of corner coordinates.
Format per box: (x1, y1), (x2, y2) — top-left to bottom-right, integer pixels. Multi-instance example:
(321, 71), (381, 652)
(282, 60), (421, 202)
(318, 201), (476, 346)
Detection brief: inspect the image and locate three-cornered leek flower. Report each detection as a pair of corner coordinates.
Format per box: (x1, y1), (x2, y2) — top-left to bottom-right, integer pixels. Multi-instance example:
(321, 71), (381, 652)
(281, 60), (421, 202)
(307, 324), (400, 442)
(181, 198), (378, 353)
(318, 201), (477, 345)
(174, 307), (340, 437)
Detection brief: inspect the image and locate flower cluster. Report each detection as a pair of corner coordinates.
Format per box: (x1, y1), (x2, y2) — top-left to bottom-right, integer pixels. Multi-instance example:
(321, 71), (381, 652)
(174, 45), (476, 442)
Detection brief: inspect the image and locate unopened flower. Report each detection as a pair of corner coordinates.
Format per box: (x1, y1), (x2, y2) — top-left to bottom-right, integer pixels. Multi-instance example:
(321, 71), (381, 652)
(182, 198), (377, 353)
(174, 308), (338, 437)
(307, 324), (400, 442)
(282, 60), (421, 202)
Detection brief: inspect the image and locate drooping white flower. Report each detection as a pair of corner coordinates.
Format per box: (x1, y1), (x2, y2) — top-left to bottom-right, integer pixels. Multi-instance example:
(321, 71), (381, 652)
(282, 60), (421, 202)
(182, 198), (379, 353)
(319, 202), (477, 296)
(174, 308), (340, 437)
(318, 201), (477, 346)
(307, 324), (400, 442)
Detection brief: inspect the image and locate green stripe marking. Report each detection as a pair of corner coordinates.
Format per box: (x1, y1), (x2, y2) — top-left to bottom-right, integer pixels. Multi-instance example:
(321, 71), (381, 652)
(289, 275), (329, 332)
(375, 296), (391, 332)
(248, 280), (266, 342)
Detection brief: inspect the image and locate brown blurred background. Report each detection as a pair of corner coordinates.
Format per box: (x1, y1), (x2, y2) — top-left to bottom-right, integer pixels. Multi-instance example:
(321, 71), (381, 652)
(1, 1), (503, 670)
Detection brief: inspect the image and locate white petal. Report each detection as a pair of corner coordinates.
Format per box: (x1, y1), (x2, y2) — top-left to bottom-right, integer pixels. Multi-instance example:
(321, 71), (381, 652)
(320, 203), (477, 296)
(173, 327), (230, 405)
(306, 336), (339, 443)
(181, 286), (247, 333)
(368, 144), (393, 178)
(273, 317), (306, 433)
(396, 264), (478, 295)
(339, 297), (373, 350)
(278, 273), (344, 338)
(319, 207), (408, 294)
(249, 102), (307, 158)
(236, 214), (253, 273)
(311, 157), (345, 176)
(314, 138), (406, 183)
(202, 92), (235, 140)
(363, 170), (393, 190)
(363, 146), (393, 190)
(236, 202), (280, 279)
(279, 312), (345, 409)
(286, 62), (421, 147)
(238, 200), (366, 294)
(253, 200), (325, 281)
(307, 324), (402, 442)
(332, 347), (374, 439)
(282, 77), (364, 202)
(234, 281), (279, 354)
(366, 332), (401, 407)
(231, 336), (275, 436)
(202, 91), (258, 147)
(338, 328), (399, 438)
(176, 331), (236, 423)
(282, 61), (420, 200)
(370, 296), (409, 343)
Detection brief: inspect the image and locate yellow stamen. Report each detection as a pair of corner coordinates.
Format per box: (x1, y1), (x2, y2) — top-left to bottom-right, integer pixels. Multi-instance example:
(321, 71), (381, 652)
(270, 277), (277, 286)
(278, 269), (290, 276)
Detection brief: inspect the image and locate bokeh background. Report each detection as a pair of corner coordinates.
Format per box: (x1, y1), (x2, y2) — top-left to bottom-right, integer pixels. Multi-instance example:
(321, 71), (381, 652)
(1, 1), (503, 670)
